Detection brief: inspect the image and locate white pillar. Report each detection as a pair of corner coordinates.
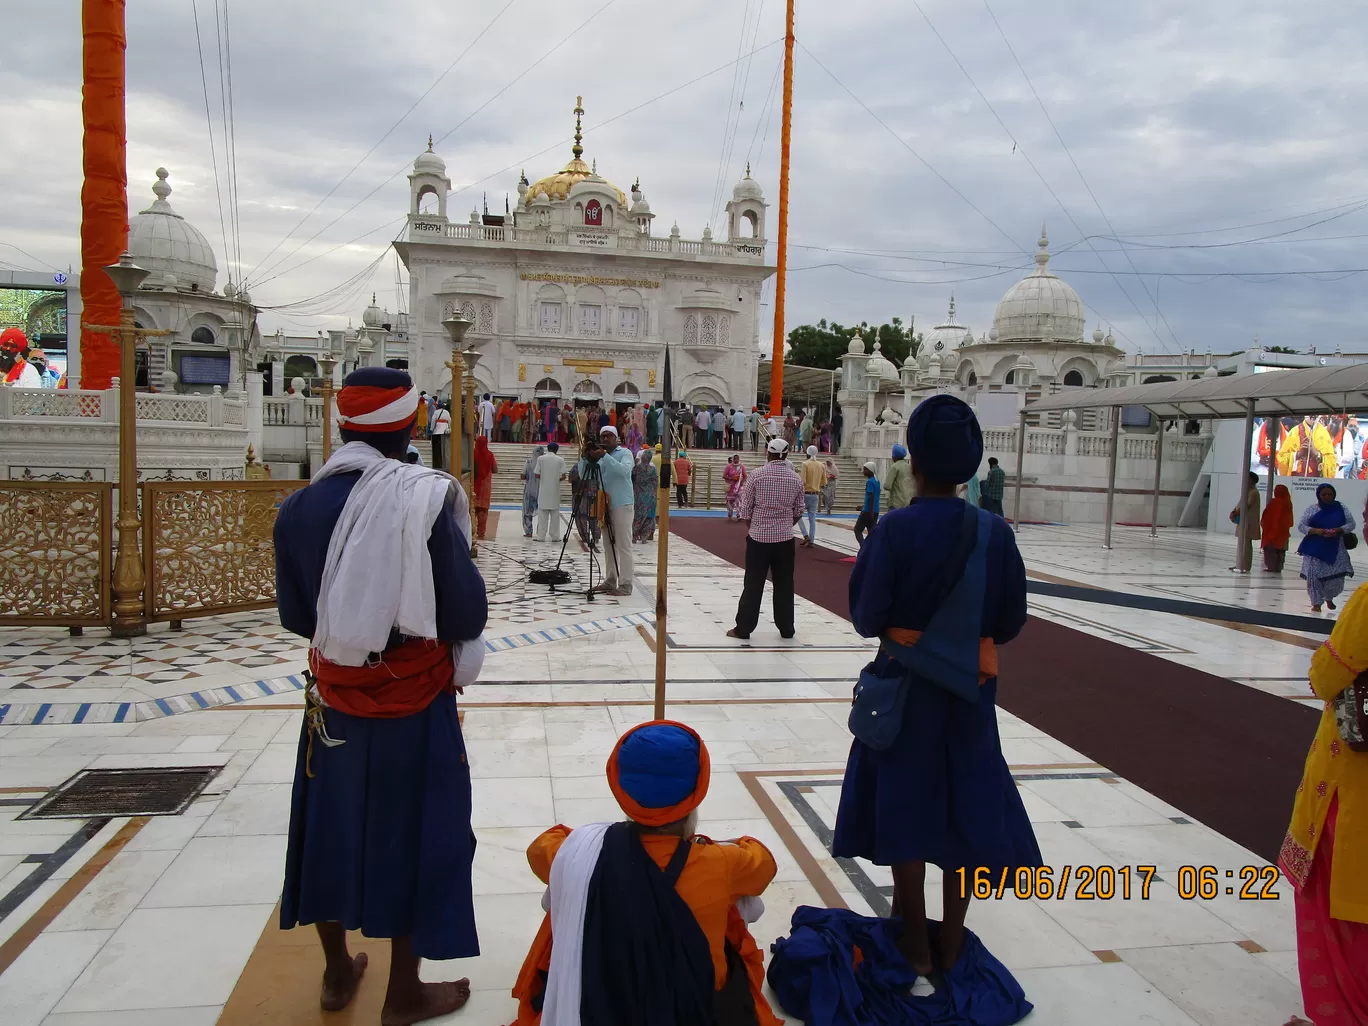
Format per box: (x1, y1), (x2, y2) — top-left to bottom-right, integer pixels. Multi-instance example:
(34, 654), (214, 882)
(1102, 410), (1120, 549)
(245, 369), (264, 458)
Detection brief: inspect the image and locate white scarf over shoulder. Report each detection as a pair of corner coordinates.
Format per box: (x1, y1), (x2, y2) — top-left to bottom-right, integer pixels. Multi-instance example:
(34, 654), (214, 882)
(311, 441), (475, 667)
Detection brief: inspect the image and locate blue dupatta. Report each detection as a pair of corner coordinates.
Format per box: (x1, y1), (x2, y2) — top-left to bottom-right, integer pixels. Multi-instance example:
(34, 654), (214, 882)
(1298, 500), (1347, 564)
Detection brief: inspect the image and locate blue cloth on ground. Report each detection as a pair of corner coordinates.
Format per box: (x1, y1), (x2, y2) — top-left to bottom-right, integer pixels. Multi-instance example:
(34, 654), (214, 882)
(767, 906), (1033, 1026)
(616, 724), (701, 809)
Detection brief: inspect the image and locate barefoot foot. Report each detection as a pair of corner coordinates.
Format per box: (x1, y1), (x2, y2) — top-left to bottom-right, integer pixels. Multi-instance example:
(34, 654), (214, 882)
(381, 980), (471, 1026)
(320, 952), (368, 1012)
(896, 936), (934, 979)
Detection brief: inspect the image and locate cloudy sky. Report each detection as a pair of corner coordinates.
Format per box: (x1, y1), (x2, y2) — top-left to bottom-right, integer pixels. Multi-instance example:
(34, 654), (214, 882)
(4, 0), (1368, 356)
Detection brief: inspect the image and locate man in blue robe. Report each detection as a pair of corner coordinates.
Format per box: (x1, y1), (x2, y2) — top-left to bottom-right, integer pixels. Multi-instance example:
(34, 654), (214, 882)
(275, 367), (488, 1023)
(833, 395), (1040, 984)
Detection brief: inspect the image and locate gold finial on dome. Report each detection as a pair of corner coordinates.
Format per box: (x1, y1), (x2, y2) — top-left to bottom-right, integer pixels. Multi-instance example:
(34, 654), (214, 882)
(745, 162), (752, 178)
(427, 134), (433, 152)
(1035, 223), (1051, 268)
(572, 96), (585, 160)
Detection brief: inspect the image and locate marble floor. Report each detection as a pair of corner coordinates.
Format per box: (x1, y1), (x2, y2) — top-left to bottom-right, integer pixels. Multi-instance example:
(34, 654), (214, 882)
(0, 518), (1322, 1025)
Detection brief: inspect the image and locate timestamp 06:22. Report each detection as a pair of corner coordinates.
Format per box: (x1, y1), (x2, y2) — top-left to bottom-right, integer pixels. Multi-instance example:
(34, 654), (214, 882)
(953, 865), (1283, 901)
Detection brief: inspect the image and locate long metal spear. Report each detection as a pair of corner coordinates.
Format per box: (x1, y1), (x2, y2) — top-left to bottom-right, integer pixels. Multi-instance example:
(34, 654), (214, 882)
(653, 350), (674, 720)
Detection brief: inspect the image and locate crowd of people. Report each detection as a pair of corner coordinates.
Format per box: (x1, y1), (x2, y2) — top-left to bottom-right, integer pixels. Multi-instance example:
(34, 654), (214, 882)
(274, 367), (1363, 1026)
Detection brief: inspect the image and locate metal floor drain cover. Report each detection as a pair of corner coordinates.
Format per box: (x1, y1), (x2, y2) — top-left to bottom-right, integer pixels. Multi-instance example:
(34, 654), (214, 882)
(18, 767), (221, 820)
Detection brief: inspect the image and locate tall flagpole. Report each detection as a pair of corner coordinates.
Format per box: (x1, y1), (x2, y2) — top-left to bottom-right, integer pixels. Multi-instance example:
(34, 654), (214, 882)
(768, 0), (795, 416)
(653, 350), (674, 720)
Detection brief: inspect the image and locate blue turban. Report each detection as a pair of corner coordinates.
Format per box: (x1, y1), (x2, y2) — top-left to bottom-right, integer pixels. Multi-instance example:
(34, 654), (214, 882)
(891, 444), (908, 460)
(905, 394), (983, 485)
(613, 724), (702, 811)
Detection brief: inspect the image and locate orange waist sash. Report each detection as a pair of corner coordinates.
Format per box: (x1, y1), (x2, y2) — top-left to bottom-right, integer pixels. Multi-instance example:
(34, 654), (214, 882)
(884, 627), (998, 684)
(308, 638), (453, 718)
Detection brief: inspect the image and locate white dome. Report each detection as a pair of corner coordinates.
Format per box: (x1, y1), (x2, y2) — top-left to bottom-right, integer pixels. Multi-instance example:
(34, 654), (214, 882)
(990, 227), (1085, 344)
(732, 166), (764, 202)
(865, 341), (899, 384)
(847, 332), (866, 355)
(128, 169), (218, 293)
(414, 137), (446, 175)
(361, 294), (384, 328)
(919, 296), (971, 368)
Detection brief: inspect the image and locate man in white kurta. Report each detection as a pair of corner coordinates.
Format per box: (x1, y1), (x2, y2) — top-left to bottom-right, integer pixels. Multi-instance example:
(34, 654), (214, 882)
(533, 442), (568, 541)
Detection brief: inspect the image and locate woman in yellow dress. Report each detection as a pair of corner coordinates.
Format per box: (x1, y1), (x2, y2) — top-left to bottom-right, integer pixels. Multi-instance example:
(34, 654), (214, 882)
(1279, 583), (1368, 1024)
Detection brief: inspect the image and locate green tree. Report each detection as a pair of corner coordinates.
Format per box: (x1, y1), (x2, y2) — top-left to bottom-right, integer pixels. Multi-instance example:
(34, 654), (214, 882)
(785, 317), (922, 370)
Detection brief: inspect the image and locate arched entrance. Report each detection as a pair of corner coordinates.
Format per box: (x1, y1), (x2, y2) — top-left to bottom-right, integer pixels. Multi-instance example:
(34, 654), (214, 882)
(571, 378), (603, 405)
(534, 376), (563, 398)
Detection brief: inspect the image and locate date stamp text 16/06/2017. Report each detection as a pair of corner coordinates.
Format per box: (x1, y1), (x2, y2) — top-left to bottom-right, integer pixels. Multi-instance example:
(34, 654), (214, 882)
(953, 865), (1283, 901)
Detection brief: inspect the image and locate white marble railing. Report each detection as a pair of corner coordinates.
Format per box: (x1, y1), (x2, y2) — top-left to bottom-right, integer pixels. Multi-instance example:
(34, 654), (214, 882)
(1076, 434), (1112, 458)
(262, 396), (324, 426)
(1, 386), (245, 428)
(982, 427), (1017, 452)
(1122, 436), (1157, 460)
(1026, 431), (1066, 455)
(427, 220), (765, 260)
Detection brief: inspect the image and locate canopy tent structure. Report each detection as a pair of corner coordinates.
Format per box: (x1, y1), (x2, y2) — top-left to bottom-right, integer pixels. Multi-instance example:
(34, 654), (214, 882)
(1015, 361), (1368, 567)
(757, 359), (838, 415)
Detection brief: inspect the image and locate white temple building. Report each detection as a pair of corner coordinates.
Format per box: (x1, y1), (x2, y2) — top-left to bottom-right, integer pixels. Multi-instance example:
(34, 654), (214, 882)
(394, 98), (776, 411)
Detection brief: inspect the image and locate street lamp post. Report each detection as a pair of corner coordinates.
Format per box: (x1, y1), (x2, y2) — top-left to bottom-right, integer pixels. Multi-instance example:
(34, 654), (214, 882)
(90, 253), (172, 636)
(318, 354), (338, 461)
(461, 344), (483, 555)
(441, 314), (473, 480)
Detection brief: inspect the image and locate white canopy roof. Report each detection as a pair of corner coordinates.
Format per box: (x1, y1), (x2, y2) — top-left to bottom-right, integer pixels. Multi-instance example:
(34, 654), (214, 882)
(1026, 362), (1368, 420)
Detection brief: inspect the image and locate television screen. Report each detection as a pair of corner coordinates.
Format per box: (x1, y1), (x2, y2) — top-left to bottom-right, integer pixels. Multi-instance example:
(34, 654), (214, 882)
(0, 285), (67, 357)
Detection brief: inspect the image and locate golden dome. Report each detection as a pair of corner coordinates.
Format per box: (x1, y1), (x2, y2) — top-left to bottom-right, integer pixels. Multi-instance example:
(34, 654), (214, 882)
(524, 97), (629, 207)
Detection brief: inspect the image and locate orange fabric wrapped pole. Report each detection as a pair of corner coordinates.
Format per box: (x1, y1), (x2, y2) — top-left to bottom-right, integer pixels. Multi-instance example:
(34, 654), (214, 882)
(80, 0), (128, 390)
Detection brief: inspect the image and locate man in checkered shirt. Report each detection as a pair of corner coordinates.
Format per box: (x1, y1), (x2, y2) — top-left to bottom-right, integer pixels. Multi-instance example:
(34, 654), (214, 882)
(727, 437), (805, 640)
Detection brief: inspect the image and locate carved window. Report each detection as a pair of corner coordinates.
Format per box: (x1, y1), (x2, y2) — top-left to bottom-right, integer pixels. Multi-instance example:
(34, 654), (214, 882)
(478, 302), (494, 334)
(540, 302), (562, 334)
(1063, 369), (1084, 387)
(578, 304), (602, 337)
(720, 316), (731, 345)
(701, 315), (718, 346)
(190, 326), (216, 346)
(460, 301), (477, 324)
(618, 307), (639, 339)
(585, 199), (602, 226)
(683, 315), (698, 345)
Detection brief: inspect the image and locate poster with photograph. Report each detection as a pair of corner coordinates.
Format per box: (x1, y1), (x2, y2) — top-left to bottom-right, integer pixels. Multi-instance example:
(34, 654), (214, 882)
(1250, 414), (1366, 481)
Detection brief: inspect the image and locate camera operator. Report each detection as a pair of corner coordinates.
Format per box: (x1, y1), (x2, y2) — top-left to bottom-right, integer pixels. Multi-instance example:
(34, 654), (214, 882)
(578, 425), (637, 596)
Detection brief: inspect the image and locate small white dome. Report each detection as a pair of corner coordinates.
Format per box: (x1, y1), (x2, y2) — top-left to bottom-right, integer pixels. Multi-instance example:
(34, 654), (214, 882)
(733, 166), (764, 202)
(866, 341), (899, 383)
(1092, 326), (1105, 344)
(990, 226), (1085, 344)
(128, 168), (218, 293)
(847, 332), (866, 355)
(414, 137), (446, 175)
(362, 294), (384, 328)
(919, 296), (971, 368)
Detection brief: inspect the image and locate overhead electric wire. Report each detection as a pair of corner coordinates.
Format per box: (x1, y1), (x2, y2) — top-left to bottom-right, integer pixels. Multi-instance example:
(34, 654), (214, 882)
(744, 54), (784, 170)
(911, 1), (1171, 352)
(190, 0), (233, 284)
(246, 0), (619, 290)
(243, 0), (521, 286)
(796, 41), (1027, 258)
(0, 241), (58, 271)
(708, 0), (756, 229)
(220, 0), (244, 286)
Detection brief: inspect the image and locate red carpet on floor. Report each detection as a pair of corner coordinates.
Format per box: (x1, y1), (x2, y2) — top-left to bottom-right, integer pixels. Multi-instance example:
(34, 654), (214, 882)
(669, 518), (1318, 864)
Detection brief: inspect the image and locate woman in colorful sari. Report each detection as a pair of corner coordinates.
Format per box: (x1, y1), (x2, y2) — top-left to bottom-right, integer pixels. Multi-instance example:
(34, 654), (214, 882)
(821, 458), (839, 514)
(1262, 484), (1295, 572)
(1298, 484), (1356, 612)
(833, 395), (1039, 987)
(541, 400), (556, 443)
(472, 436), (498, 540)
(1278, 582), (1368, 1026)
(818, 421), (832, 454)
(723, 454), (746, 520)
(632, 448), (658, 543)
(558, 402), (573, 444)
(520, 445), (544, 538)
(783, 412), (798, 448)
(624, 419), (644, 456)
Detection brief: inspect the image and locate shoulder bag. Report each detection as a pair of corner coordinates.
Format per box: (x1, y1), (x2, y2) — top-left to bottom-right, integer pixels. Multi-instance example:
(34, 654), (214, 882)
(848, 503), (982, 751)
(1334, 670), (1368, 752)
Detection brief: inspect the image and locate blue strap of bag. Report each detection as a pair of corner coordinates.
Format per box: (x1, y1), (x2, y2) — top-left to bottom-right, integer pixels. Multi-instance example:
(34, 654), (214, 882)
(849, 503), (987, 750)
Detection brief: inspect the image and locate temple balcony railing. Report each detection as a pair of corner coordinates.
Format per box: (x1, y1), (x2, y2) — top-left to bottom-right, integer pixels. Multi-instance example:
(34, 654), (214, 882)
(409, 217), (769, 261)
(0, 385), (246, 428)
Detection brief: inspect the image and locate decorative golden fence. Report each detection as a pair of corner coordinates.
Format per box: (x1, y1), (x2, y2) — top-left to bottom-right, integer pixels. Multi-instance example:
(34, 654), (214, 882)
(0, 482), (113, 626)
(142, 480), (305, 623)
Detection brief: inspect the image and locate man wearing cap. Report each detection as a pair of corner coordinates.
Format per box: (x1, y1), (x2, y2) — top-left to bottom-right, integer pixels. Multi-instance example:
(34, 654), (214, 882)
(883, 444), (913, 511)
(728, 437), (805, 641)
(833, 394), (1038, 985)
(510, 720), (781, 1026)
(579, 425), (636, 596)
(798, 444), (828, 548)
(0, 328), (41, 388)
(274, 367), (488, 1022)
